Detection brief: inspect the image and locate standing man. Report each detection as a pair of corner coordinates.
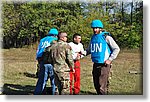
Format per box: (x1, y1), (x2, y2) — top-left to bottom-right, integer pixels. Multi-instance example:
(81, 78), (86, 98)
(50, 32), (74, 95)
(86, 19), (120, 95)
(36, 28), (58, 77)
(68, 33), (86, 95)
(34, 28), (58, 95)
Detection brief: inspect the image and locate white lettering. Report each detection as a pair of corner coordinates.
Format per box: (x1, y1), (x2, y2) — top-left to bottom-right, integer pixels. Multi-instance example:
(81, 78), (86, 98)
(41, 41), (50, 48)
(96, 43), (102, 52)
(91, 43), (102, 52)
(91, 44), (95, 52)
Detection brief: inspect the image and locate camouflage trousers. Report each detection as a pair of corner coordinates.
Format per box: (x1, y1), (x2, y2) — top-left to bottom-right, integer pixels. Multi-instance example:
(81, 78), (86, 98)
(54, 71), (70, 95)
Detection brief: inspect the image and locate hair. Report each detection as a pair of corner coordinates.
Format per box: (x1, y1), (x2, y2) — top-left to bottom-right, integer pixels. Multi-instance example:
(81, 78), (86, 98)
(58, 32), (67, 40)
(73, 33), (81, 41)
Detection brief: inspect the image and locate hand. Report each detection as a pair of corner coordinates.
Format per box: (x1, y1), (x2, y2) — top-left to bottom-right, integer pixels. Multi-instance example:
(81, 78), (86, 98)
(70, 68), (75, 73)
(72, 69), (75, 73)
(80, 51), (86, 56)
(105, 60), (111, 65)
(76, 53), (81, 60)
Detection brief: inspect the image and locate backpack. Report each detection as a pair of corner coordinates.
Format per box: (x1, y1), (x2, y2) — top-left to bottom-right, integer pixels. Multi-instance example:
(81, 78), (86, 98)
(102, 31), (113, 53)
(42, 41), (56, 64)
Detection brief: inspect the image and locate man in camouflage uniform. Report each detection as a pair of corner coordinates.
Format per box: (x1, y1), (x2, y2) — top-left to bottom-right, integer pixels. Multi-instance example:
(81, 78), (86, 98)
(50, 32), (74, 95)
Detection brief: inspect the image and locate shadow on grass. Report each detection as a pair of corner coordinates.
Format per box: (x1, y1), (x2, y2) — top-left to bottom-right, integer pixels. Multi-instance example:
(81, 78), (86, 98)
(79, 90), (96, 95)
(3, 83), (96, 95)
(3, 83), (35, 95)
(3, 83), (53, 95)
(23, 72), (37, 79)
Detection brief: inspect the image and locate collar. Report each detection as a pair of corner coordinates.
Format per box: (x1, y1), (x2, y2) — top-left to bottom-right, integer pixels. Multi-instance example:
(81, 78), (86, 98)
(73, 41), (79, 45)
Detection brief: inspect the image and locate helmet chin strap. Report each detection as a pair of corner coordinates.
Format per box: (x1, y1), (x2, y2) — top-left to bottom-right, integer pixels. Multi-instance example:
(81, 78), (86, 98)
(100, 31), (103, 33)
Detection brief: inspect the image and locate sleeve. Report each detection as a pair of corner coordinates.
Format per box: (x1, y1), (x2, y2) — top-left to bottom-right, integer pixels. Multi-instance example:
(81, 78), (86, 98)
(106, 36), (120, 61)
(36, 41), (42, 59)
(65, 44), (74, 69)
(80, 43), (86, 58)
(86, 41), (91, 55)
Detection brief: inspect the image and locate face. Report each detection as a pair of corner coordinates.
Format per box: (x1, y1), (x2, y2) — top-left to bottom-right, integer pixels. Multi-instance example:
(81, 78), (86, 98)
(93, 28), (101, 34)
(62, 36), (68, 42)
(74, 36), (81, 44)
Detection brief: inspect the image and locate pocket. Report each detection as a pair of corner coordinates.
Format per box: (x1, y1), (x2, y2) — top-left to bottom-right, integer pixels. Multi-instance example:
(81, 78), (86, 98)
(74, 65), (80, 68)
(105, 64), (111, 68)
(74, 61), (80, 68)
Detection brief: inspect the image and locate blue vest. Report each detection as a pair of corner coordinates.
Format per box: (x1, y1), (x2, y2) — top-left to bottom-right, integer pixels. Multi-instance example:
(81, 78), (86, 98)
(90, 32), (112, 63)
(36, 36), (57, 59)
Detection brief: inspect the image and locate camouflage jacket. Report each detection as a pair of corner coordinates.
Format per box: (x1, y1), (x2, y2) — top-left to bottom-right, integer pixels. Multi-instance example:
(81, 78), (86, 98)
(50, 40), (74, 73)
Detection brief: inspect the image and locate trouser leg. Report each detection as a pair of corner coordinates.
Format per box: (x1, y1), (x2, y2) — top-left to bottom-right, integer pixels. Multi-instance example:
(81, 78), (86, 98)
(34, 61), (46, 95)
(92, 63), (101, 94)
(53, 71), (61, 95)
(54, 71), (70, 95)
(46, 64), (56, 95)
(60, 72), (70, 95)
(61, 79), (70, 95)
(70, 69), (73, 95)
(73, 60), (80, 94)
(74, 68), (80, 94)
(99, 64), (111, 95)
(36, 63), (40, 77)
(92, 63), (111, 95)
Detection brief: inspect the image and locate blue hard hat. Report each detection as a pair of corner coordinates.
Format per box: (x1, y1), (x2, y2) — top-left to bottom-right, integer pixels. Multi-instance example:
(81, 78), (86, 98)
(48, 28), (58, 35)
(91, 20), (103, 28)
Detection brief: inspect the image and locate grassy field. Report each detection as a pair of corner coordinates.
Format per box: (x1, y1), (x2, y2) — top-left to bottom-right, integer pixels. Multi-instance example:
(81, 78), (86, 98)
(2, 45), (143, 95)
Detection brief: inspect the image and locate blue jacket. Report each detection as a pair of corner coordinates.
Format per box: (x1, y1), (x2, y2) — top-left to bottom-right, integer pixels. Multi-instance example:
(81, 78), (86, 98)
(90, 32), (112, 63)
(36, 36), (57, 59)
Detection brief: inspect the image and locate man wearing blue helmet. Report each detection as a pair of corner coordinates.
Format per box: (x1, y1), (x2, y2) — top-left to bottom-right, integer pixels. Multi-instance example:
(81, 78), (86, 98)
(35, 28), (58, 77)
(36, 28), (58, 59)
(86, 20), (120, 95)
(34, 28), (58, 95)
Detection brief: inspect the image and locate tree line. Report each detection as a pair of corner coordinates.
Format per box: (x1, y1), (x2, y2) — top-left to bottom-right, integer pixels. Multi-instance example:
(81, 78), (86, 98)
(2, 0), (143, 49)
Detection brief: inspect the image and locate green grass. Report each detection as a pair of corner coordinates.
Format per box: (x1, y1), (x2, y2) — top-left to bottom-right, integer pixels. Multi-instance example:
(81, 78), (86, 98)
(2, 46), (143, 95)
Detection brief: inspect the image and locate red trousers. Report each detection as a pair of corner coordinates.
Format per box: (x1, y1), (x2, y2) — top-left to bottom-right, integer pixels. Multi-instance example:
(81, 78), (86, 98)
(70, 60), (80, 94)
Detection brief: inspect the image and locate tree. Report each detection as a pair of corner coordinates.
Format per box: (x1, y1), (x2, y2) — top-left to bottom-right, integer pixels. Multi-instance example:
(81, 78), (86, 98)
(2, 0), (143, 49)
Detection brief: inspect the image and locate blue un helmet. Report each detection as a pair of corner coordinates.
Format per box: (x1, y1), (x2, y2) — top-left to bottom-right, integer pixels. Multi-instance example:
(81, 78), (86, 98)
(48, 28), (58, 36)
(91, 20), (104, 28)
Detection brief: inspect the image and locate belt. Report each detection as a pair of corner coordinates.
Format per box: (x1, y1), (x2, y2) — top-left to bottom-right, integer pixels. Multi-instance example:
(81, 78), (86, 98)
(74, 60), (79, 62)
(94, 63), (105, 66)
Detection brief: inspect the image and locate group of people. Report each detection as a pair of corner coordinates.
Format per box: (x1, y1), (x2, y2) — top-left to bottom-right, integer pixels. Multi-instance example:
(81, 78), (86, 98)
(34, 19), (120, 95)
